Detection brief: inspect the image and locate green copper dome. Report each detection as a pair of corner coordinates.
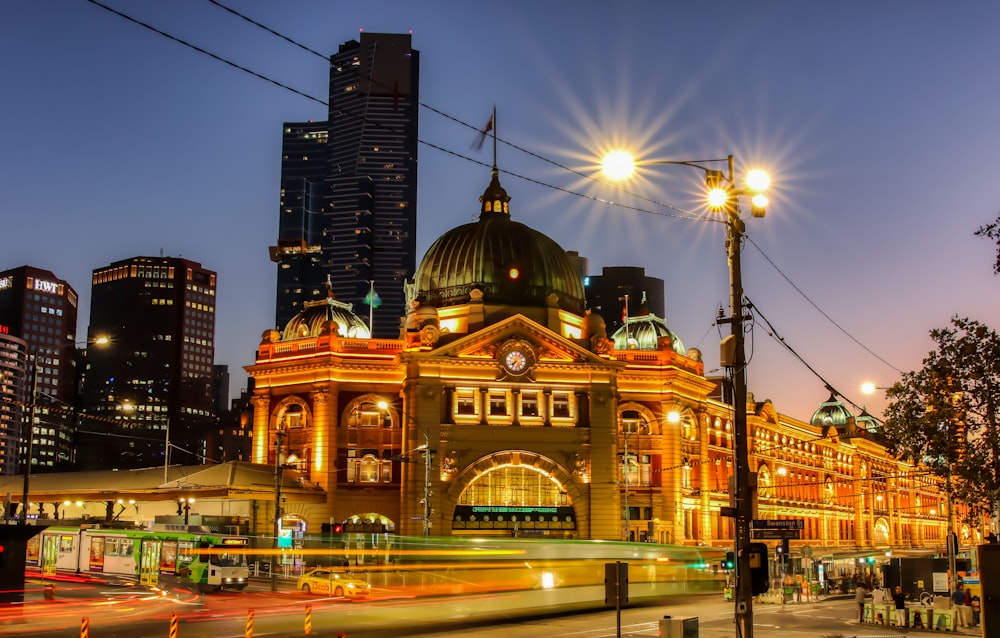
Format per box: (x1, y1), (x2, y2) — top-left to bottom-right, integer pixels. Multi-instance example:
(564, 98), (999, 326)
(611, 312), (686, 354)
(810, 394), (855, 430)
(414, 169), (586, 314)
(281, 288), (370, 340)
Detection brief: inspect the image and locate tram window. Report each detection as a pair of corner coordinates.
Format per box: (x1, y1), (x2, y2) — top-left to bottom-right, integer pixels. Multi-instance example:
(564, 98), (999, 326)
(59, 535), (74, 553)
(120, 539), (134, 558)
(178, 542), (195, 562)
(107, 538), (120, 556)
(161, 542), (178, 571)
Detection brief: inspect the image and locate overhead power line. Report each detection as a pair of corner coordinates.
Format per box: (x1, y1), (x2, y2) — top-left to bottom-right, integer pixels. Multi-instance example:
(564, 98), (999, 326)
(85, 0), (903, 407)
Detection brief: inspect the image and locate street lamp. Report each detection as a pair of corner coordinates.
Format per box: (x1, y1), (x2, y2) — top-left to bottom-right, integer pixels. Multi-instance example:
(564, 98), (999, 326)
(602, 151), (769, 638)
(19, 336), (109, 525)
(377, 400), (433, 537)
(621, 421), (649, 541)
(271, 422), (287, 592)
(177, 497), (195, 526)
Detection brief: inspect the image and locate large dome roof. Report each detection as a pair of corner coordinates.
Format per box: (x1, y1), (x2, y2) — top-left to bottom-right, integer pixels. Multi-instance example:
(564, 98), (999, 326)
(413, 169), (586, 314)
(610, 312), (686, 354)
(811, 394), (855, 430)
(281, 292), (370, 341)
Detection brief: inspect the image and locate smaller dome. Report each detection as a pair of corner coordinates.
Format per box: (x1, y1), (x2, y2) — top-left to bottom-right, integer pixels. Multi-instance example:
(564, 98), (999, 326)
(281, 294), (370, 340)
(610, 312), (686, 354)
(811, 394), (854, 429)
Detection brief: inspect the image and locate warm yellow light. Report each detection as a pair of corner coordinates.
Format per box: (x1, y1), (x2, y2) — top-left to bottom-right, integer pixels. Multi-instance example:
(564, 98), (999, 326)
(376, 400), (389, 411)
(666, 411), (681, 424)
(707, 187), (729, 210)
(777, 467), (787, 476)
(861, 382), (877, 395)
(601, 150), (636, 181)
(751, 193), (768, 210)
(745, 169), (770, 193)
(93, 336), (110, 346)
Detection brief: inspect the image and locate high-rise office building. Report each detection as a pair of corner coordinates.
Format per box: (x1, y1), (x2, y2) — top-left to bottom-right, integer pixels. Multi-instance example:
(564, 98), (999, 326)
(0, 332), (28, 476)
(79, 257), (216, 470)
(0, 266), (80, 473)
(584, 266), (666, 337)
(271, 32), (419, 339)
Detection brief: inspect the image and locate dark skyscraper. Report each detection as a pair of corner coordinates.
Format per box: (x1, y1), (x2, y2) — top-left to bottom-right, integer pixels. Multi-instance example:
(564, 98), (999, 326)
(584, 266), (666, 337)
(271, 33), (419, 339)
(0, 266), (80, 473)
(79, 256), (216, 470)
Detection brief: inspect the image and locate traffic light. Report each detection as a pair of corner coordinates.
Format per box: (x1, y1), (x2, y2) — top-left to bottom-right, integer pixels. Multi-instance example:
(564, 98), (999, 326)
(749, 543), (769, 595)
(947, 532), (959, 556)
(722, 551), (735, 570)
(332, 523), (344, 535)
(0, 544), (5, 568)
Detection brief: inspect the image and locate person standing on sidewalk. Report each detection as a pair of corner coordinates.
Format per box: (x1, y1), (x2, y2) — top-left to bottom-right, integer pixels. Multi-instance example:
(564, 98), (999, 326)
(951, 584), (967, 627)
(892, 585), (907, 628)
(855, 580), (869, 622)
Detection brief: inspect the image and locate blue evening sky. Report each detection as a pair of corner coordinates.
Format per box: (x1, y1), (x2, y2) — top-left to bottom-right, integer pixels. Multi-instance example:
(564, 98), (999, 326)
(3, 1), (999, 421)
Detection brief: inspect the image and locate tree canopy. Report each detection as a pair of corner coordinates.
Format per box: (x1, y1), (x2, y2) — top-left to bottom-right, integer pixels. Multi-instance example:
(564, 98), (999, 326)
(883, 316), (1000, 523)
(975, 214), (1000, 275)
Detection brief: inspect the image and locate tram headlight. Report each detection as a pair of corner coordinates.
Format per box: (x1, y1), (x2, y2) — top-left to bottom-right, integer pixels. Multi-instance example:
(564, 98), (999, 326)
(541, 572), (555, 589)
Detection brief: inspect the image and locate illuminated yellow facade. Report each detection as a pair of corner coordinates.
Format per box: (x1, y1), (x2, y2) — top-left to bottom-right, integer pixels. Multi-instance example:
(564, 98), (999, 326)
(247, 168), (977, 561)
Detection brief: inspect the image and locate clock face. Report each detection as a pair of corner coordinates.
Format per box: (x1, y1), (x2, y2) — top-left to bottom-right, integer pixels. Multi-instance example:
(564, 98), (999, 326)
(504, 349), (528, 374)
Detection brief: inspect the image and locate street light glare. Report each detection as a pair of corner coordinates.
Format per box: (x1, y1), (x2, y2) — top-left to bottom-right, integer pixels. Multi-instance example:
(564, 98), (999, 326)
(707, 187), (729, 210)
(861, 382), (877, 395)
(751, 193), (768, 210)
(745, 169), (770, 193)
(601, 150), (636, 181)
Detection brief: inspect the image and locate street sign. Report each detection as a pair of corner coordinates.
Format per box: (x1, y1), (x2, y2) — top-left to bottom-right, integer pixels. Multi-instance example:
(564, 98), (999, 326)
(751, 528), (801, 540)
(751, 519), (804, 530)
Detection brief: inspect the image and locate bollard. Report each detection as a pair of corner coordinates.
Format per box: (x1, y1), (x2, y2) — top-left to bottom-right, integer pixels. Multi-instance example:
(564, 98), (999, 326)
(304, 605), (312, 635)
(80, 617), (89, 638)
(169, 612), (179, 638)
(245, 608), (254, 638)
(43, 583), (55, 601)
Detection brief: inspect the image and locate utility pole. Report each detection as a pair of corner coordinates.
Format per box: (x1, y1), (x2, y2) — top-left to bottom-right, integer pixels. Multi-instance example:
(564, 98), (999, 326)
(726, 185), (756, 638)
(271, 428), (285, 593)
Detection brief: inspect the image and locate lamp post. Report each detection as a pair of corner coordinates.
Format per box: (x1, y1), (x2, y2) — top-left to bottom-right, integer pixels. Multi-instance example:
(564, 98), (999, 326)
(178, 497), (195, 526)
(271, 424), (286, 593)
(419, 432), (431, 537)
(621, 422), (647, 541)
(377, 400), (434, 537)
(602, 151), (769, 638)
(19, 336), (108, 525)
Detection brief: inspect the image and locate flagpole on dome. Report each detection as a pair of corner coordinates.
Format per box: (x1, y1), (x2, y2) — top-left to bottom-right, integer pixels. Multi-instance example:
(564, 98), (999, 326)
(369, 280), (374, 331)
(491, 104), (497, 168)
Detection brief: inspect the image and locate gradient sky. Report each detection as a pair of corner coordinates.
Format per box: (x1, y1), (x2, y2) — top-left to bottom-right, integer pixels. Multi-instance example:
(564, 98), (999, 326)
(3, 1), (999, 422)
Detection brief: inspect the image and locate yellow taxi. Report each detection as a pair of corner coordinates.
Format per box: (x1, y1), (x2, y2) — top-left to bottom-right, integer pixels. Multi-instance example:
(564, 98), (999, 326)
(296, 569), (372, 598)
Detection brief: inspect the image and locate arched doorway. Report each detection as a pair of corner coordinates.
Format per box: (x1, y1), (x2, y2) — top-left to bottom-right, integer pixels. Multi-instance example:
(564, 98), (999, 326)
(450, 451), (582, 537)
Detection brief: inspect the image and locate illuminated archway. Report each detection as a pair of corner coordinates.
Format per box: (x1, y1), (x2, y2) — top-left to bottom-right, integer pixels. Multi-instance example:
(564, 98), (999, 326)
(449, 450), (583, 535)
(873, 517), (890, 546)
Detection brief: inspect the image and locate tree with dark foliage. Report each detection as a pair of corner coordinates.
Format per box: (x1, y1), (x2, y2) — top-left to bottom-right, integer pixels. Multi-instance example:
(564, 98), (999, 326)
(883, 317), (1000, 524)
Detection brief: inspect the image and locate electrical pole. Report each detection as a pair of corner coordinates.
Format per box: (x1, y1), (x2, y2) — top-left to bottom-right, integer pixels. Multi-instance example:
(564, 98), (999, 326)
(271, 428), (285, 592)
(727, 190), (756, 638)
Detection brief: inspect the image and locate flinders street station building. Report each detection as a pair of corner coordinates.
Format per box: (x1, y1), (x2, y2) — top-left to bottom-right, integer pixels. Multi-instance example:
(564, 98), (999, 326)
(246, 166), (982, 561)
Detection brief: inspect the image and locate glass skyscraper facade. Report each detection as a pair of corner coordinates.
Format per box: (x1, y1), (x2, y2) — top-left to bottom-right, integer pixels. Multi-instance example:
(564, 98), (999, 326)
(0, 266), (80, 473)
(79, 256), (216, 470)
(271, 33), (419, 339)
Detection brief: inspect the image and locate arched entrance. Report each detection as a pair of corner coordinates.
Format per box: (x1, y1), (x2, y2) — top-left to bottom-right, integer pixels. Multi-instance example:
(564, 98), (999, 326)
(449, 450), (582, 537)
